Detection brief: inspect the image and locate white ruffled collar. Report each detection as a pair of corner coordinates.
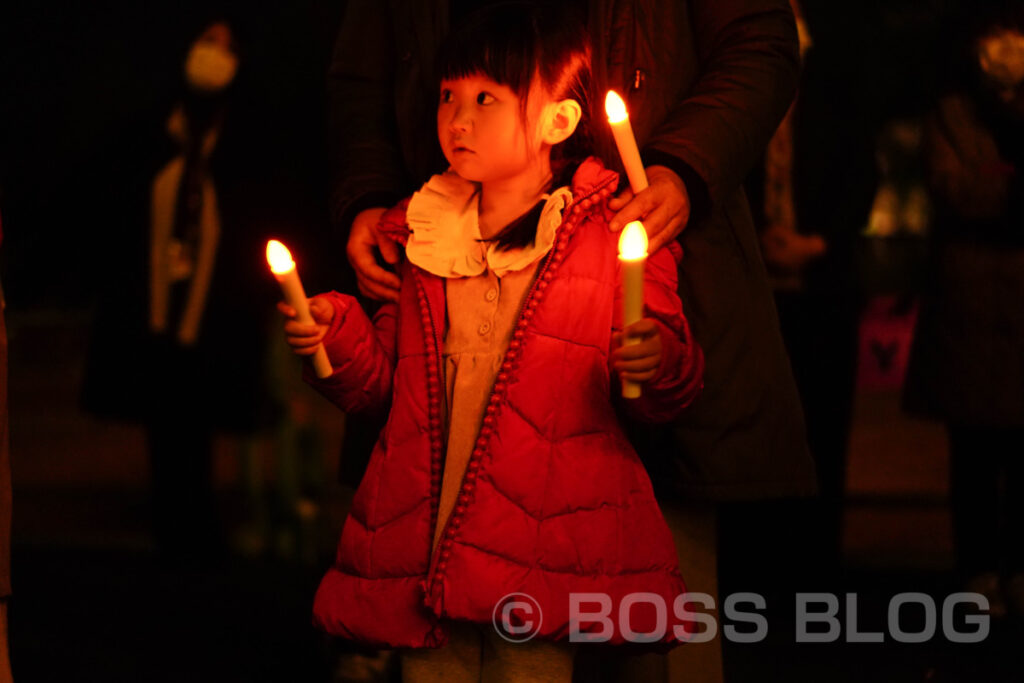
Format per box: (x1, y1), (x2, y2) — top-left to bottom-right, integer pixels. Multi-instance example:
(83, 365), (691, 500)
(405, 170), (572, 279)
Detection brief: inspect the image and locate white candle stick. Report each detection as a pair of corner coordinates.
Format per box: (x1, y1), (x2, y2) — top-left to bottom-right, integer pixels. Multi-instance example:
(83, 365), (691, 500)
(266, 239), (333, 379)
(605, 90), (649, 194)
(618, 221), (648, 398)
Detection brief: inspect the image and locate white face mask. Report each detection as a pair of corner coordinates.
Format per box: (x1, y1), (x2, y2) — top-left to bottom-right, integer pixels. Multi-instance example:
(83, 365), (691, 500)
(184, 42), (238, 93)
(978, 29), (1024, 92)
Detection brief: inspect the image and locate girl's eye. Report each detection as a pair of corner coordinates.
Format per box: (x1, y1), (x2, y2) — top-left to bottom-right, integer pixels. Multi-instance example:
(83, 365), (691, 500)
(440, 89), (453, 104)
(476, 92), (495, 105)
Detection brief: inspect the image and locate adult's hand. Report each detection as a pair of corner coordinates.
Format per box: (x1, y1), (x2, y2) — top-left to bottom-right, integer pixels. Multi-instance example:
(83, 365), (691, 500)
(607, 165), (691, 253)
(759, 225), (826, 273)
(346, 207), (401, 302)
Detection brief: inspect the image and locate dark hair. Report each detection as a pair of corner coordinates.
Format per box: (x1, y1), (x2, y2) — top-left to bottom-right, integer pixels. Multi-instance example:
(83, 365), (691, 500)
(437, 1), (593, 250)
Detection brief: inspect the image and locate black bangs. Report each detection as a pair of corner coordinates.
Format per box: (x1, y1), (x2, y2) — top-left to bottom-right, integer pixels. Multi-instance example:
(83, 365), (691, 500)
(437, 1), (594, 251)
(437, 2), (542, 100)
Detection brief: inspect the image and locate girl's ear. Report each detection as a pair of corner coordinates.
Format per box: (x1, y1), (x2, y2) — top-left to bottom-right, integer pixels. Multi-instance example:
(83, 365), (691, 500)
(541, 99), (582, 145)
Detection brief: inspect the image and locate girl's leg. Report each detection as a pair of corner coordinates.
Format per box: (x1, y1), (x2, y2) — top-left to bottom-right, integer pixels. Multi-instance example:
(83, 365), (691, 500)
(482, 627), (574, 683)
(401, 621), (482, 683)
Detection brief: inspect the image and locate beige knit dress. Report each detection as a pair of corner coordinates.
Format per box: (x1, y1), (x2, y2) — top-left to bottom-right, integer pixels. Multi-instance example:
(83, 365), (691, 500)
(432, 264), (539, 550)
(402, 169), (572, 553)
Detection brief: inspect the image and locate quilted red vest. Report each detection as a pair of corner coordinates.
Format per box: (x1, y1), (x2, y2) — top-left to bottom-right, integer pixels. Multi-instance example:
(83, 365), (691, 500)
(309, 158), (704, 648)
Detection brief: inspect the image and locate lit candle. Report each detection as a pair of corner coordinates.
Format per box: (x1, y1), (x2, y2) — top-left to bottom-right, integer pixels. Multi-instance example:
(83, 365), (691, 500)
(266, 239), (332, 379)
(618, 220), (648, 398)
(605, 90), (649, 194)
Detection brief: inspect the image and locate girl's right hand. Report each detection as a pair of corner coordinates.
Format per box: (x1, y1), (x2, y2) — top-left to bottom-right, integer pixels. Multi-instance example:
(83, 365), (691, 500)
(278, 296), (335, 356)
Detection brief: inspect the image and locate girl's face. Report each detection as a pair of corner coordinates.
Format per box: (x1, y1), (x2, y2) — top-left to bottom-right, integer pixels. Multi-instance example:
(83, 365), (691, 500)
(437, 73), (548, 185)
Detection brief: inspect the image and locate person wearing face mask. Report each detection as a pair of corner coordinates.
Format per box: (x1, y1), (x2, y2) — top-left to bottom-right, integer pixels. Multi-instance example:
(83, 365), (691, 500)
(82, 19), (280, 560)
(904, 0), (1024, 619)
(184, 34), (239, 94)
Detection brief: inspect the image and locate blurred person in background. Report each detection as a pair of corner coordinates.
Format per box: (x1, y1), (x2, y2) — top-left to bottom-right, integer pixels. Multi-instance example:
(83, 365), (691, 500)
(738, 0), (876, 593)
(904, 0), (1024, 618)
(82, 18), (280, 561)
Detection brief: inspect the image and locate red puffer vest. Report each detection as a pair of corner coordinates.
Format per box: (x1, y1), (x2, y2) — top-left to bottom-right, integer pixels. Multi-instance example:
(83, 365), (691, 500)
(309, 158), (704, 649)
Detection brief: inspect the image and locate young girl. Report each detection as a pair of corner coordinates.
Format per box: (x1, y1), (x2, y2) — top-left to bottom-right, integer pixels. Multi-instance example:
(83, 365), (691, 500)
(281, 4), (703, 678)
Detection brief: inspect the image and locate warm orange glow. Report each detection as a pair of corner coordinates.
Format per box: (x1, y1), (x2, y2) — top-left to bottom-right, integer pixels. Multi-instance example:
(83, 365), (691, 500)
(605, 90), (628, 124)
(266, 239), (296, 275)
(618, 221), (648, 260)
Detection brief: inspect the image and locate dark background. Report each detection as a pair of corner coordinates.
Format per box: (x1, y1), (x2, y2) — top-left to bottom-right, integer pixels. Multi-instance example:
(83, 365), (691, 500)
(0, 0), (347, 307)
(0, 0), (962, 307)
(3, 1), (1021, 682)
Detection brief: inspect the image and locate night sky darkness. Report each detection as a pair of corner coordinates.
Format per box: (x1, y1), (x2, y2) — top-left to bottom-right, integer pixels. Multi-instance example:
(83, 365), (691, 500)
(0, 0), (965, 310)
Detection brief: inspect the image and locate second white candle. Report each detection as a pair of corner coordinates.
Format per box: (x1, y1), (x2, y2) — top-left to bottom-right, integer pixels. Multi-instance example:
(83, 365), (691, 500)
(618, 221), (648, 398)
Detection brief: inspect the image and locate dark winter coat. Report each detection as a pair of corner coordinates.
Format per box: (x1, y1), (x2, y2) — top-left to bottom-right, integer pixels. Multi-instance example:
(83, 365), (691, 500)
(328, 0), (814, 501)
(905, 92), (1024, 427)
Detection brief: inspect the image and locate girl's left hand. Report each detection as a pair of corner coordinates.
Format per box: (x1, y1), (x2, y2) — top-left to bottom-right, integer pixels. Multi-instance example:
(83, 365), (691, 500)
(607, 165), (690, 253)
(612, 318), (663, 384)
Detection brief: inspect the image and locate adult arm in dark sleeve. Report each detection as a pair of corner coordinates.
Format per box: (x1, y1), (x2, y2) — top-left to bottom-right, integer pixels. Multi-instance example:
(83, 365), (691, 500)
(327, 0), (407, 235)
(327, 0), (410, 300)
(643, 0), (801, 221)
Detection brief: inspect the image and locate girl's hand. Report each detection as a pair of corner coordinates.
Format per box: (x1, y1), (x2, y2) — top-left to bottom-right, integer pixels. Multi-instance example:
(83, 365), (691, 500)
(607, 165), (691, 253)
(611, 318), (663, 384)
(278, 296), (335, 356)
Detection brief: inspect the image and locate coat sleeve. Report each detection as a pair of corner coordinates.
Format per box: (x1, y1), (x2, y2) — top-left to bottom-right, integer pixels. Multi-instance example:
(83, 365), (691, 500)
(611, 241), (704, 422)
(642, 0), (800, 216)
(327, 0), (407, 232)
(925, 95), (1014, 223)
(303, 291), (398, 417)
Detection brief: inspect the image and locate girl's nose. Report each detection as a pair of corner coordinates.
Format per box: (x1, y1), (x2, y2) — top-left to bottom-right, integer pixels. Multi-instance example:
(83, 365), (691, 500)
(448, 104), (471, 132)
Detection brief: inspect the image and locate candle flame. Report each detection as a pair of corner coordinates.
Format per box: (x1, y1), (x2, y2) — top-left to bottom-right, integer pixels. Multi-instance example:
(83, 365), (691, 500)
(266, 239), (296, 275)
(618, 221), (648, 260)
(605, 90), (628, 124)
